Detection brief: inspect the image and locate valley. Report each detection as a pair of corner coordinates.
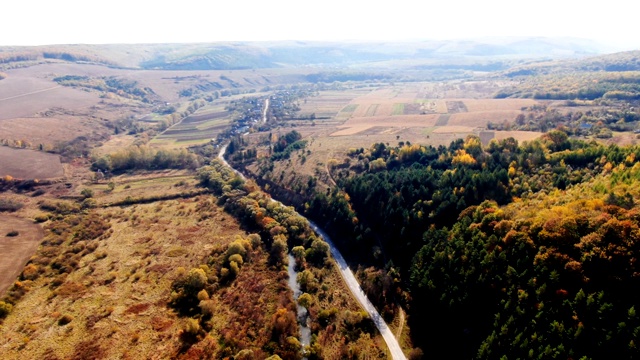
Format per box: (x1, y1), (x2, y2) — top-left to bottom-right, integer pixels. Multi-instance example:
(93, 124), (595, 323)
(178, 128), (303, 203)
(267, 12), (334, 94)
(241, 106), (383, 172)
(1, 41), (640, 359)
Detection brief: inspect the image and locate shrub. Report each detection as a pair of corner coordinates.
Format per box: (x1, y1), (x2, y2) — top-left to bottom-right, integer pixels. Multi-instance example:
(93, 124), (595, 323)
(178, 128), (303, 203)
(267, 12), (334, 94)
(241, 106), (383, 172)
(34, 214), (49, 223)
(31, 189), (46, 197)
(0, 198), (23, 212)
(0, 301), (12, 318)
(80, 188), (94, 198)
(182, 318), (201, 338)
(6, 230), (19, 237)
(58, 314), (74, 325)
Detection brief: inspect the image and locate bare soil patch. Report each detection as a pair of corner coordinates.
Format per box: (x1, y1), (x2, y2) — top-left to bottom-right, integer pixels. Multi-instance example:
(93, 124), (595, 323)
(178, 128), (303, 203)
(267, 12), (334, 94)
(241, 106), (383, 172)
(494, 130), (543, 142)
(330, 114), (439, 136)
(446, 100), (468, 113)
(435, 114), (450, 126)
(463, 98), (537, 112)
(0, 215), (43, 296)
(449, 110), (523, 128)
(432, 126), (477, 134)
(0, 147), (64, 179)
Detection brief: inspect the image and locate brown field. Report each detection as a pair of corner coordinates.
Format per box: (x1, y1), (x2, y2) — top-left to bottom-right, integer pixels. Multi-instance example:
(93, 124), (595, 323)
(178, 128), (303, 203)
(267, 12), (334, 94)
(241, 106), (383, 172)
(449, 110), (523, 127)
(321, 84), (536, 139)
(0, 116), (92, 146)
(0, 74), (99, 121)
(0, 215), (44, 296)
(331, 114), (439, 136)
(416, 80), (506, 99)
(494, 130), (543, 142)
(298, 89), (370, 119)
(432, 125), (477, 134)
(462, 98), (537, 112)
(0, 147), (64, 179)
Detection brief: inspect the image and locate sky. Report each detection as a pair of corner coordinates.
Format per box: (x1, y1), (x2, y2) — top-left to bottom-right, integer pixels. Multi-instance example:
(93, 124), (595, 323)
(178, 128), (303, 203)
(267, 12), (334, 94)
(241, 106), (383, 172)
(1, 0), (639, 50)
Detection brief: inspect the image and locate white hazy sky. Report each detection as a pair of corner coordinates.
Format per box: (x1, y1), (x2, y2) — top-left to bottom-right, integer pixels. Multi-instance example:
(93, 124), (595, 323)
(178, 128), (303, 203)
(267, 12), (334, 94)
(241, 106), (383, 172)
(1, 0), (639, 50)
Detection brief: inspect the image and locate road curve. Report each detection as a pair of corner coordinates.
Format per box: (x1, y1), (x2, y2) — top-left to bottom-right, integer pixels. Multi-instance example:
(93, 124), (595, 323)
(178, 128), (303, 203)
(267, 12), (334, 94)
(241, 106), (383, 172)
(218, 107), (407, 359)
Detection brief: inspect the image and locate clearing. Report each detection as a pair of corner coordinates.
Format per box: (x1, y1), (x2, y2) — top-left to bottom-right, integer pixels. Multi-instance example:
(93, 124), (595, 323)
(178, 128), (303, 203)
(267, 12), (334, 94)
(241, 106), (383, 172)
(0, 215), (44, 296)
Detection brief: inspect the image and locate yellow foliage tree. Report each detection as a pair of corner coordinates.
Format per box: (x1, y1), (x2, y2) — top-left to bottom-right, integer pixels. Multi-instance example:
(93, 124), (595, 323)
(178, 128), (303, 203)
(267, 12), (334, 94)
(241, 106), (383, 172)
(452, 149), (476, 165)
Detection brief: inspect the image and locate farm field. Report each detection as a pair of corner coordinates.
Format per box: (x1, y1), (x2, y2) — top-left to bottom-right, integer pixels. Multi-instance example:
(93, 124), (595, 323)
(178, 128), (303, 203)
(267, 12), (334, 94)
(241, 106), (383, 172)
(0, 147), (64, 179)
(298, 88), (371, 120)
(0, 72), (100, 121)
(318, 84), (539, 143)
(0, 215), (44, 296)
(0, 116), (97, 148)
(242, 83), (549, 193)
(151, 103), (234, 147)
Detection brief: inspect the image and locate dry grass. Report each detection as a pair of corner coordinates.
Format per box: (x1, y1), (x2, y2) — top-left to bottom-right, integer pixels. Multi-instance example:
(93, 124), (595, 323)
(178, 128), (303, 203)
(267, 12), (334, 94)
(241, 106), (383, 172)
(92, 135), (138, 157)
(0, 193), (246, 359)
(87, 170), (196, 205)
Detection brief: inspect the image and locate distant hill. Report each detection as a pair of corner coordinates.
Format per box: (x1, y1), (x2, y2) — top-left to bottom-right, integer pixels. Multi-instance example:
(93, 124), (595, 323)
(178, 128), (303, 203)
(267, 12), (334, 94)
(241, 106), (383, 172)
(0, 37), (612, 71)
(502, 50), (640, 77)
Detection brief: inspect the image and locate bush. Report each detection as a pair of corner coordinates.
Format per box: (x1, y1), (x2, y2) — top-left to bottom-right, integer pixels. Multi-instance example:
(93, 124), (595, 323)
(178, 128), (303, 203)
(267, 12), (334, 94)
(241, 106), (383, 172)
(34, 214), (49, 223)
(0, 301), (12, 318)
(80, 188), (94, 198)
(0, 198), (23, 212)
(31, 189), (46, 197)
(58, 314), (74, 325)
(6, 230), (19, 237)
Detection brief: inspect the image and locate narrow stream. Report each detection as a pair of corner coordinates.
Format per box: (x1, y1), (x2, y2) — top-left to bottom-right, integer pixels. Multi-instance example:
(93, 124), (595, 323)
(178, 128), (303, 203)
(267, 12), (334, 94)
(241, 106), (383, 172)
(219, 142), (312, 351)
(287, 254), (312, 348)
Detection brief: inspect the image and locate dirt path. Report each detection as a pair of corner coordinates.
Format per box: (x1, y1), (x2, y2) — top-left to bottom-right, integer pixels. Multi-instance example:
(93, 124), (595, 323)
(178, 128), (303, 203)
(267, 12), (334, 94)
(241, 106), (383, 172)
(0, 86), (61, 102)
(0, 215), (44, 296)
(396, 306), (405, 339)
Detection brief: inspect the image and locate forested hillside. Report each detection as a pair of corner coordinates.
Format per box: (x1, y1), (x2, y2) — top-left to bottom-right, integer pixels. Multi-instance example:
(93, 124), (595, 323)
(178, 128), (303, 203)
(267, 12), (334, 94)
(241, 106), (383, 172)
(305, 133), (640, 358)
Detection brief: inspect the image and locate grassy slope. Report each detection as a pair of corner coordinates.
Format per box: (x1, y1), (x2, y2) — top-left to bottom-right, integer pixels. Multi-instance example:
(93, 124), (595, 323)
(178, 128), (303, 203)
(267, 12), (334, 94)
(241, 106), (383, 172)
(0, 169), (390, 359)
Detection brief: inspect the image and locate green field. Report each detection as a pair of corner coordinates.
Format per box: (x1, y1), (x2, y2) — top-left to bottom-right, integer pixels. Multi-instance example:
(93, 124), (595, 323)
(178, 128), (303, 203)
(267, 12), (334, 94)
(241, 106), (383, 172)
(392, 103), (405, 115)
(341, 104), (359, 113)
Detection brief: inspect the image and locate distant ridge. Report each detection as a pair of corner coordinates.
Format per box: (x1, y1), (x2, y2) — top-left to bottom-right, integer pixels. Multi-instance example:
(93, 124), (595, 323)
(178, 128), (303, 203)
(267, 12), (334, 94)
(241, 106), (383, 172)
(0, 37), (610, 71)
